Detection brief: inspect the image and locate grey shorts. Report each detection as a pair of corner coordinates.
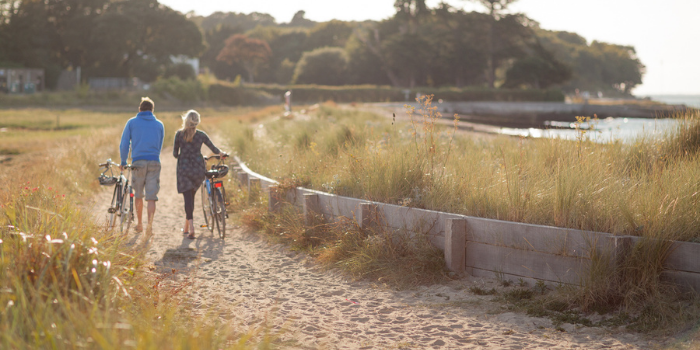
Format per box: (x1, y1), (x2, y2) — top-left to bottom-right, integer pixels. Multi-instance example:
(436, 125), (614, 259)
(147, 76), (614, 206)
(131, 160), (161, 201)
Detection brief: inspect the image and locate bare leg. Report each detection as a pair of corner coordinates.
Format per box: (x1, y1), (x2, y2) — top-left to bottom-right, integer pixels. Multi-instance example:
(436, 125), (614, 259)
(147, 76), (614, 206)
(183, 218), (189, 233)
(135, 198), (143, 232)
(187, 219), (194, 237)
(146, 200), (156, 234)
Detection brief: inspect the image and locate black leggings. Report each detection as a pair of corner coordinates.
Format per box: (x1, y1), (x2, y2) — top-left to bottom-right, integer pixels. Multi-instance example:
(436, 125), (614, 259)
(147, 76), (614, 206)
(183, 188), (197, 220)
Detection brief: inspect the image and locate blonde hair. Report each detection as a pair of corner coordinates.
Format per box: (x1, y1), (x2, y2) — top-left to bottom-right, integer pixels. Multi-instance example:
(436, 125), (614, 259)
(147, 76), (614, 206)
(180, 110), (200, 142)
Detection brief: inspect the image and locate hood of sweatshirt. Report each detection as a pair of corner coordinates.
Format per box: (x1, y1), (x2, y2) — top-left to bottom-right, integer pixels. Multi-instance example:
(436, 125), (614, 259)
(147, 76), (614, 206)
(136, 111), (156, 120)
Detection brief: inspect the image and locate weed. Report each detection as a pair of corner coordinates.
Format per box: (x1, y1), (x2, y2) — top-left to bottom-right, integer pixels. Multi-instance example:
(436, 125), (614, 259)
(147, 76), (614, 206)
(469, 286), (498, 296)
(503, 288), (534, 302)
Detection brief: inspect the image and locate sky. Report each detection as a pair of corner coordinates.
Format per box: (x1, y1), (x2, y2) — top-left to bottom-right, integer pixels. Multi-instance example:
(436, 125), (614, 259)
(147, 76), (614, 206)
(160, 0), (700, 96)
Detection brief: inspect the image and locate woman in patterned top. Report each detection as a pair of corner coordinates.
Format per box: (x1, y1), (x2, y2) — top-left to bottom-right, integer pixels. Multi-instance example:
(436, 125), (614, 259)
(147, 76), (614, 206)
(173, 110), (226, 239)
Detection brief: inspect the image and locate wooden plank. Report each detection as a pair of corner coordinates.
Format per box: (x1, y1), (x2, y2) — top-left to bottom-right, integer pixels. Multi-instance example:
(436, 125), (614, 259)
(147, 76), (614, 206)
(470, 267), (566, 288)
(662, 241), (700, 273)
(661, 270), (700, 293)
(317, 194), (364, 221)
(303, 194), (320, 226)
(464, 216), (615, 258)
(465, 242), (588, 284)
(445, 219), (466, 273)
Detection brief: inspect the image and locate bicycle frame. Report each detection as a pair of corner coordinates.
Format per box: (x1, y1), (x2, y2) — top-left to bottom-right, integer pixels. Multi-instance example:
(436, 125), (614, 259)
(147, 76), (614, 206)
(201, 154), (228, 238)
(100, 160), (135, 233)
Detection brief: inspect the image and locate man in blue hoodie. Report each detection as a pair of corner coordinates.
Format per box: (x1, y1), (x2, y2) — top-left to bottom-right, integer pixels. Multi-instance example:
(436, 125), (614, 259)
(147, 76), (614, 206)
(120, 97), (164, 234)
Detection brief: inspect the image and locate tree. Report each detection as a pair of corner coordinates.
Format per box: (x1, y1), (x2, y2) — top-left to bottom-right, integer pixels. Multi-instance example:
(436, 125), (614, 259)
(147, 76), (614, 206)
(292, 47), (348, 85)
(88, 0), (204, 80)
(305, 20), (354, 51)
(536, 29), (645, 94)
(217, 34), (271, 83)
(430, 5), (489, 86)
(503, 46), (572, 89)
(471, 0), (519, 88)
(201, 24), (245, 80)
(164, 62), (196, 80)
(284, 10), (316, 28)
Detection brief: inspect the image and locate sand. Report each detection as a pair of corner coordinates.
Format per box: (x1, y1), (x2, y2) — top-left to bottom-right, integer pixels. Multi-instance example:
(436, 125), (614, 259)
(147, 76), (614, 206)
(92, 150), (663, 349)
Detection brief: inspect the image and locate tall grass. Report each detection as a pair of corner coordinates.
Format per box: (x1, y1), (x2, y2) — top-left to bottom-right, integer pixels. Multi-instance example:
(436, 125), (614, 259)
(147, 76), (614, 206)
(226, 101), (700, 241)
(0, 112), (267, 348)
(225, 100), (700, 329)
(233, 189), (447, 289)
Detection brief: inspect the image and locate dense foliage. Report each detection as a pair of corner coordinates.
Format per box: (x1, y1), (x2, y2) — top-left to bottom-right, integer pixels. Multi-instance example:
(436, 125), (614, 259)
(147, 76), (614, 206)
(199, 0), (645, 94)
(0, 0), (645, 95)
(0, 0), (203, 87)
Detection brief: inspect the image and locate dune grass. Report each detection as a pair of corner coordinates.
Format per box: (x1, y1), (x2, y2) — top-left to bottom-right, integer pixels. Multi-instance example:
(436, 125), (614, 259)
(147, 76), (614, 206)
(0, 108), (276, 348)
(227, 99), (700, 241)
(225, 98), (700, 330)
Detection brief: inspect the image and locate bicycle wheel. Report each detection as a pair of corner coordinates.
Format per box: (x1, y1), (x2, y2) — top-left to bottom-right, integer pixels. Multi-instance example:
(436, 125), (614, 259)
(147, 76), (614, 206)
(201, 182), (214, 232)
(214, 188), (226, 239)
(108, 183), (121, 229)
(120, 185), (133, 234)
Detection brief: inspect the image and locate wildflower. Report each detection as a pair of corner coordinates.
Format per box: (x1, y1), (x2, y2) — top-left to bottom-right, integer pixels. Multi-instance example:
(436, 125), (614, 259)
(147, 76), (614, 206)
(32, 187), (38, 192)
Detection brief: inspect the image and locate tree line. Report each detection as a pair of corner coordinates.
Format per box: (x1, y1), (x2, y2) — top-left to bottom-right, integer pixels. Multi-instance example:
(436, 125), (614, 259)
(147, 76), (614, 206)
(0, 0), (203, 88)
(0, 0), (644, 95)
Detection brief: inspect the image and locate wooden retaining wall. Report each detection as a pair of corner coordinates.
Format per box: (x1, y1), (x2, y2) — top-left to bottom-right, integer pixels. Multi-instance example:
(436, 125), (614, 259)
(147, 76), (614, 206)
(233, 157), (700, 291)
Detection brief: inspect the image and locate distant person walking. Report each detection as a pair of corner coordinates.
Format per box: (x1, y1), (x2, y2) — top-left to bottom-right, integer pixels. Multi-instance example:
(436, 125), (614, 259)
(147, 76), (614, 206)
(119, 97), (164, 235)
(173, 110), (225, 239)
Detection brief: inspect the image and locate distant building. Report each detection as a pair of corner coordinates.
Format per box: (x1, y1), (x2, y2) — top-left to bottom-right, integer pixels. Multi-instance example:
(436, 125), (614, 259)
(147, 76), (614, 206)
(170, 55), (200, 75)
(0, 68), (45, 94)
(88, 77), (144, 91)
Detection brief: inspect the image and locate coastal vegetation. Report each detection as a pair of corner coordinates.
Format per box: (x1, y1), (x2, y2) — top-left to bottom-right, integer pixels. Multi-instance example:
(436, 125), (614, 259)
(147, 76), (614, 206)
(226, 99), (700, 330)
(0, 108), (273, 348)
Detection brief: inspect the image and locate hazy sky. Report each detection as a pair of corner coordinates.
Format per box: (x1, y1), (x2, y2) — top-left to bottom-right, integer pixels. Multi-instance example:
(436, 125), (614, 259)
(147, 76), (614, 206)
(160, 0), (699, 95)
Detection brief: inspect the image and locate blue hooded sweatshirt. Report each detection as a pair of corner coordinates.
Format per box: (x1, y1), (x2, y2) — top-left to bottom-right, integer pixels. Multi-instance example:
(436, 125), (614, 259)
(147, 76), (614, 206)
(119, 111), (164, 166)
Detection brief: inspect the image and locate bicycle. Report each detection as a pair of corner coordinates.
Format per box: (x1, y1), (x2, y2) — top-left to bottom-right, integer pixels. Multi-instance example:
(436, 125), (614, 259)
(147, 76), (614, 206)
(201, 154), (229, 239)
(98, 159), (137, 234)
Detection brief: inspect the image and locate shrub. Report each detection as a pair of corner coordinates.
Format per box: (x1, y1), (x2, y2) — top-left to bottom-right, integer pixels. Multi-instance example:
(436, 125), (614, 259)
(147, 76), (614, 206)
(164, 63), (196, 80)
(292, 47), (349, 85)
(151, 76), (206, 102)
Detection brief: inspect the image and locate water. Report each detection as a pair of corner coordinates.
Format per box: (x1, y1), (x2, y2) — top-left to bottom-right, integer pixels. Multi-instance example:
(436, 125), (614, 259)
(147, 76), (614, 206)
(499, 117), (680, 143)
(646, 94), (700, 108)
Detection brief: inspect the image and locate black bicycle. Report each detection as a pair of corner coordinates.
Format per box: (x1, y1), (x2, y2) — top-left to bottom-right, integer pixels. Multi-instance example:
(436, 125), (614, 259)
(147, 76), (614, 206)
(98, 159), (136, 234)
(201, 154), (229, 239)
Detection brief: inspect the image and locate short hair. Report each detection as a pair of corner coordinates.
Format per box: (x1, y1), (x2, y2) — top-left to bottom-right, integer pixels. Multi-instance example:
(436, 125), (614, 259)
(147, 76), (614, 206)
(139, 97), (154, 112)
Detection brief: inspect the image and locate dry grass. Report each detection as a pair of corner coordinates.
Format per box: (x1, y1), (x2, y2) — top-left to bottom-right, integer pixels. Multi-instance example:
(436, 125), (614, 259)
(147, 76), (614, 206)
(228, 185), (447, 289)
(0, 109), (270, 348)
(224, 99), (700, 330)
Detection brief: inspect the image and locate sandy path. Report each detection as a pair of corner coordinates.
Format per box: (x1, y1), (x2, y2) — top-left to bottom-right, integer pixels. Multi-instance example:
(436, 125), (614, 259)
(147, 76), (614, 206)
(93, 149), (661, 349)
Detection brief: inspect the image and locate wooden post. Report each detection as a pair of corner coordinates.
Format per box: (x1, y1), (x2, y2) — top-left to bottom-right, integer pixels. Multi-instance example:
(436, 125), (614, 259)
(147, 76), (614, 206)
(445, 218), (467, 273)
(268, 185), (281, 213)
(303, 194), (320, 226)
(249, 178), (261, 203)
(237, 172), (248, 187)
(359, 203), (379, 230)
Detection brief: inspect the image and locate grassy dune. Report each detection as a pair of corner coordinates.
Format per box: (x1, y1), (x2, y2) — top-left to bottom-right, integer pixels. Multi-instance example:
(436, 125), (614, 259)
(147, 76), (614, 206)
(227, 99), (700, 241)
(226, 99), (700, 330)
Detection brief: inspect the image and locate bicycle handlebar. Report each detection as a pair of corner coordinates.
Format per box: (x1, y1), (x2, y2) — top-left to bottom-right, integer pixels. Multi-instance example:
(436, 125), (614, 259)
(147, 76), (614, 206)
(99, 160), (138, 170)
(204, 153), (229, 161)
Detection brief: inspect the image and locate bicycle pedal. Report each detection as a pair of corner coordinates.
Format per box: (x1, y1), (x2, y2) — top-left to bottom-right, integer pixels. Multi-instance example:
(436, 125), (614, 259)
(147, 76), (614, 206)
(108, 208), (117, 214)
(200, 225), (208, 228)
